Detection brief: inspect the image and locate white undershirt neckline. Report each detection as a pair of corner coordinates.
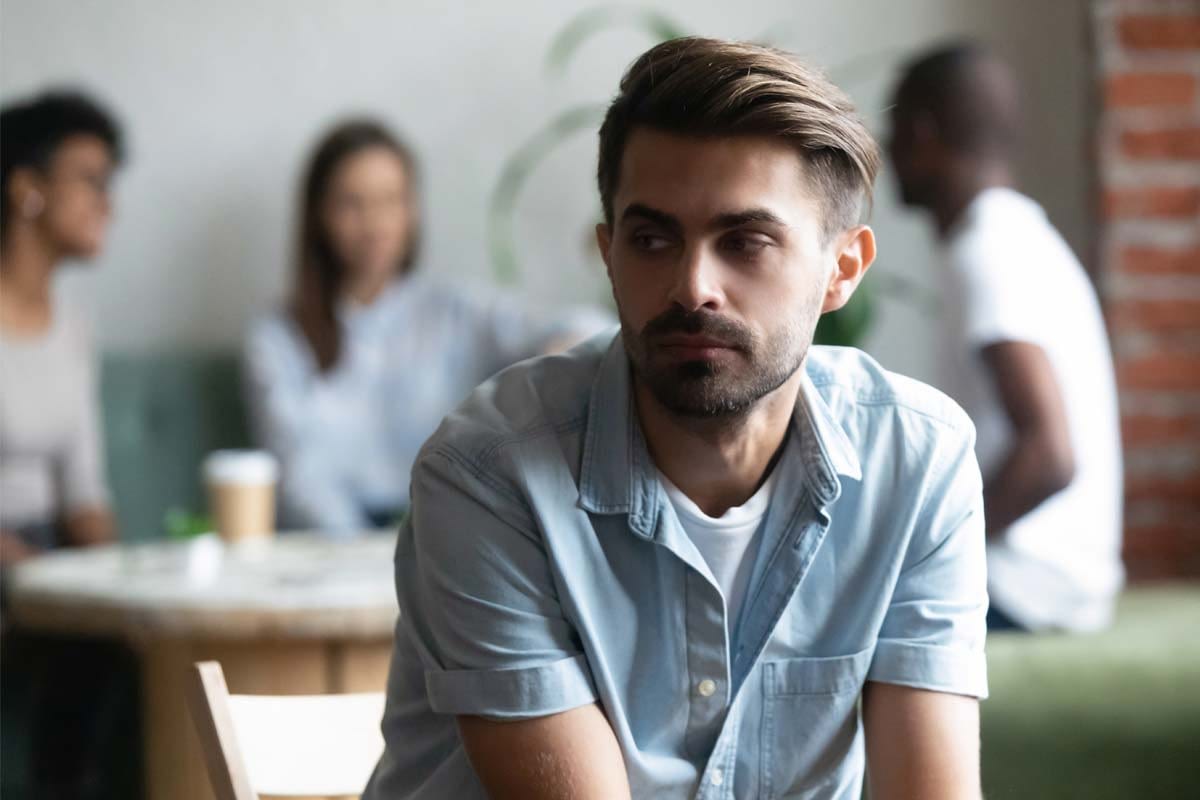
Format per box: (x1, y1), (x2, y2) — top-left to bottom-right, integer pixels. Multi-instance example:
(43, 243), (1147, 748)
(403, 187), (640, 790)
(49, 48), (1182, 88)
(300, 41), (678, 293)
(659, 459), (779, 634)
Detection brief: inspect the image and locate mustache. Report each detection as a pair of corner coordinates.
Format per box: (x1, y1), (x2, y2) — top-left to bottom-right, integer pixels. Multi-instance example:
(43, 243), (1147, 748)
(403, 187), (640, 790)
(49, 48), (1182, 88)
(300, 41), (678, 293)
(640, 307), (753, 350)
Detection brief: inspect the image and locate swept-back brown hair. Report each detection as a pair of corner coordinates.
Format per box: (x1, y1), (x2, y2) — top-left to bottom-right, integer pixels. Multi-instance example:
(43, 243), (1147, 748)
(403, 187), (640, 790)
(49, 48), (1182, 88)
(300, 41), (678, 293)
(291, 120), (419, 372)
(597, 37), (880, 238)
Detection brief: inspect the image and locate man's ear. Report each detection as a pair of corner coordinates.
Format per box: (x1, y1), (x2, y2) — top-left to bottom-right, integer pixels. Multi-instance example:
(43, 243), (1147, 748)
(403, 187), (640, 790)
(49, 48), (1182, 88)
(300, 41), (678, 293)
(821, 225), (876, 314)
(8, 168), (46, 220)
(595, 222), (613, 280)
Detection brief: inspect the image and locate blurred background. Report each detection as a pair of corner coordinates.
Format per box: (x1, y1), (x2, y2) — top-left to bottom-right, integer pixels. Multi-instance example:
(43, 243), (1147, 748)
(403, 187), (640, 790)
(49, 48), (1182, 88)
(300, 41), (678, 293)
(1, 0), (1092, 369)
(1, 0), (1197, 798)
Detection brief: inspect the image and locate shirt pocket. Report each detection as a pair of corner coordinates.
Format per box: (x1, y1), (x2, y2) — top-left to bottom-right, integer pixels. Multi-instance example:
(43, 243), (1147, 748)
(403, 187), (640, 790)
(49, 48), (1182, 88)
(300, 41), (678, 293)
(759, 647), (873, 799)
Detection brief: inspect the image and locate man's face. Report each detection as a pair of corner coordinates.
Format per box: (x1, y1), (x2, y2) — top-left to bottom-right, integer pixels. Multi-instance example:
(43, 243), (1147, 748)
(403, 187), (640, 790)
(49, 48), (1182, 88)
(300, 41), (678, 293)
(597, 129), (836, 419)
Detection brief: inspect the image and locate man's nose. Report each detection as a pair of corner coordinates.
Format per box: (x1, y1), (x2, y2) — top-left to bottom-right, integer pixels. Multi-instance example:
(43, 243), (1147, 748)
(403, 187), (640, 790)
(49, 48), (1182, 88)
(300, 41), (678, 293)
(666, 245), (724, 312)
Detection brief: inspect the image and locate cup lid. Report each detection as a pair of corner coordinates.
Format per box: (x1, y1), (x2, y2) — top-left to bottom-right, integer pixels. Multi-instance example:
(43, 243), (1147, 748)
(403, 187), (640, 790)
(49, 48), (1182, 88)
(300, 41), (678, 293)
(203, 450), (279, 484)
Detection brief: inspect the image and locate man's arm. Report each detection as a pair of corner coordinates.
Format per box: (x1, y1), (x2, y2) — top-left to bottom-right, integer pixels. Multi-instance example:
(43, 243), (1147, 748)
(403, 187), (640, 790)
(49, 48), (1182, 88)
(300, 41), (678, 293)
(458, 704), (631, 800)
(979, 340), (1075, 535)
(62, 505), (115, 548)
(0, 530), (41, 564)
(863, 682), (981, 800)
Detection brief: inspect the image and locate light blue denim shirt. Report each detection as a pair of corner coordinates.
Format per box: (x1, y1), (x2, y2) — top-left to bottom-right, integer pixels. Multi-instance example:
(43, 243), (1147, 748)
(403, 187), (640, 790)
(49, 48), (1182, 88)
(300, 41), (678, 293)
(365, 333), (988, 799)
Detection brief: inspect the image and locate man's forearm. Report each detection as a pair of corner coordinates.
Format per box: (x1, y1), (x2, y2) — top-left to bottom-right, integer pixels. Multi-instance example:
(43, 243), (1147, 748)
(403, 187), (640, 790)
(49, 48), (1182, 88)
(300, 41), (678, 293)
(864, 683), (982, 800)
(63, 506), (115, 547)
(984, 432), (1074, 536)
(458, 705), (632, 800)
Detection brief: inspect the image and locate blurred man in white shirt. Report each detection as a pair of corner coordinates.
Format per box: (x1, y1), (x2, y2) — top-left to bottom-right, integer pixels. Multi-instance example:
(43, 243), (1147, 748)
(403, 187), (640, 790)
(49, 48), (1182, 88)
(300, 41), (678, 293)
(886, 43), (1124, 632)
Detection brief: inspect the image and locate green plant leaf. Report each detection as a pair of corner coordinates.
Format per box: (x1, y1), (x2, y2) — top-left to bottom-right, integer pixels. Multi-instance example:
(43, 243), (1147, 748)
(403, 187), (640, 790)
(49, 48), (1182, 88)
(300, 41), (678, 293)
(488, 104), (607, 285)
(164, 507), (213, 540)
(546, 6), (688, 78)
(814, 276), (874, 347)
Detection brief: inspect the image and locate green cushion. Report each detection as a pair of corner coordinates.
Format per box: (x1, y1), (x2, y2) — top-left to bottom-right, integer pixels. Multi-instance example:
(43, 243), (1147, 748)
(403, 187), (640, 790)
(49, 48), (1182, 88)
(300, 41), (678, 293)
(100, 351), (250, 541)
(982, 585), (1200, 799)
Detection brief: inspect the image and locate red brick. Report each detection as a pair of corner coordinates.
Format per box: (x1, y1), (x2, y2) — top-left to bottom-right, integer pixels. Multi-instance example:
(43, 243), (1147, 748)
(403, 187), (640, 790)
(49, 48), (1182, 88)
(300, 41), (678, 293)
(1110, 299), (1200, 332)
(1118, 353), (1200, 390)
(1118, 14), (1200, 51)
(1106, 72), (1197, 108)
(1126, 472), (1200, 504)
(1119, 245), (1200, 276)
(1124, 551), (1200, 581)
(1123, 519), (1200, 558)
(1104, 185), (1200, 219)
(1122, 413), (1200, 445)
(1121, 127), (1200, 160)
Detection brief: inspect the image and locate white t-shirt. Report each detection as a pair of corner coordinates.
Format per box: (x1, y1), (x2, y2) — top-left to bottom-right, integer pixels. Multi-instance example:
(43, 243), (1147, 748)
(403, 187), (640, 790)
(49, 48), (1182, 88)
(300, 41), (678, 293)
(939, 187), (1124, 632)
(659, 456), (781, 633)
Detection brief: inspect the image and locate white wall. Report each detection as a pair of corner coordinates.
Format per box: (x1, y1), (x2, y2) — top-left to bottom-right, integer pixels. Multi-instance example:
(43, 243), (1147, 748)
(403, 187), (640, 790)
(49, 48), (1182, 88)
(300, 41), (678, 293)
(1, 0), (1091, 384)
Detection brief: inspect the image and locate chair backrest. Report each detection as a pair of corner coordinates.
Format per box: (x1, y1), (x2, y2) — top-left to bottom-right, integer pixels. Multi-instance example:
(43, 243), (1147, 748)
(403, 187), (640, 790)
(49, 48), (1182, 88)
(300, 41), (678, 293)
(186, 661), (386, 799)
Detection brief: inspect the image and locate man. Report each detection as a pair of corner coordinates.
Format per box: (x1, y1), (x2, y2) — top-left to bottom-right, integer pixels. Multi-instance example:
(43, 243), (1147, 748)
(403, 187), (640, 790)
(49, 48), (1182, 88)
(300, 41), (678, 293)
(887, 43), (1123, 633)
(366, 38), (987, 799)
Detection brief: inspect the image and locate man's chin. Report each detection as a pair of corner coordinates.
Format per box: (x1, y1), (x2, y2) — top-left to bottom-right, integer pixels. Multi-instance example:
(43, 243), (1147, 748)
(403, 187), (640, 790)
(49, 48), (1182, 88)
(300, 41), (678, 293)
(643, 371), (755, 419)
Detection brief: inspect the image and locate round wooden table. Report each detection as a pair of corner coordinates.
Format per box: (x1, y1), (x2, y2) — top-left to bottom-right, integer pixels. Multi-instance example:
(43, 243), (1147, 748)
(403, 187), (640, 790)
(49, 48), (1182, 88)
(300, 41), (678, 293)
(6, 532), (398, 800)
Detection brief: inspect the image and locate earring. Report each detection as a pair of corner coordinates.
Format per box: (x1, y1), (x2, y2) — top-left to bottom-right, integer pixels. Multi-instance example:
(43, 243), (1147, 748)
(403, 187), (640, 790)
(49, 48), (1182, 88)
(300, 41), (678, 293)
(21, 191), (44, 219)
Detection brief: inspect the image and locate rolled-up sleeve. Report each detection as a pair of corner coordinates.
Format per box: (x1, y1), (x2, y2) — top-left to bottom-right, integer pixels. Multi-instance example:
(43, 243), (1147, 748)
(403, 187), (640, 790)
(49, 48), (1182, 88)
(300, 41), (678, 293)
(396, 446), (597, 719)
(868, 422), (989, 699)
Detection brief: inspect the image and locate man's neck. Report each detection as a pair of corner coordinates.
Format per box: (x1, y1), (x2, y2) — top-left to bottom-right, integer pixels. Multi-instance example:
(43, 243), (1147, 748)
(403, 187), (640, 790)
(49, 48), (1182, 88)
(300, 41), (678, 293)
(0, 226), (58, 334)
(932, 160), (1015, 239)
(636, 370), (803, 517)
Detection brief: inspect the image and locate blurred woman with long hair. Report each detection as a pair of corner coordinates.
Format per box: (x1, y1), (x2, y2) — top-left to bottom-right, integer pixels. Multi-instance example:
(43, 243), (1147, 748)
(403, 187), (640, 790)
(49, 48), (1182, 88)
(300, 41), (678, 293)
(245, 120), (607, 534)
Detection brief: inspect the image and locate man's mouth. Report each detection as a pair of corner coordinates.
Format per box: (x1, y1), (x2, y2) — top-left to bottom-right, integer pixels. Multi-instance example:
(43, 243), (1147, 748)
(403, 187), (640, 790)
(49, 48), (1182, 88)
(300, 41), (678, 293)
(655, 334), (737, 358)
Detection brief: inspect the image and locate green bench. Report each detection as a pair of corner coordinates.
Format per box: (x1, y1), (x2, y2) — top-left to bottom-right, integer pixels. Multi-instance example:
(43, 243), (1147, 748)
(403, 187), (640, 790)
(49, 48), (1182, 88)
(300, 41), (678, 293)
(982, 585), (1200, 799)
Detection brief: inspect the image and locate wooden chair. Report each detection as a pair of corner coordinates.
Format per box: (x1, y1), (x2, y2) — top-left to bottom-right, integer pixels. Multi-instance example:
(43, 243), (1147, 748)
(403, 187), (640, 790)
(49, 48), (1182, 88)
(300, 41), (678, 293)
(186, 661), (386, 800)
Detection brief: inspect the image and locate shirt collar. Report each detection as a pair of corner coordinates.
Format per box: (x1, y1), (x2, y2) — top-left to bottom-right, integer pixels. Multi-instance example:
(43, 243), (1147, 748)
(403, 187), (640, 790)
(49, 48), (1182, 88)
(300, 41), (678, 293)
(792, 368), (862, 504)
(578, 340), (862, 534)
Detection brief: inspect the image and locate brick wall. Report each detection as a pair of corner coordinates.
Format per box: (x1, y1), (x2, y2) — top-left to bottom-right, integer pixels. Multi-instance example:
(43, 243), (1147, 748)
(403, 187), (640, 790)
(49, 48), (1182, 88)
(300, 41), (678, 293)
(1094, 0), (1200, 580)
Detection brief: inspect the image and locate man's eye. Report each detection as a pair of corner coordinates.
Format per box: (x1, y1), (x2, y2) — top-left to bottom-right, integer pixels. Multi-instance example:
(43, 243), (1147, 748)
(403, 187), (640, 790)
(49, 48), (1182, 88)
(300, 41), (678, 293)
(631, 233), (672, 252)
(723, 234), (770, 255)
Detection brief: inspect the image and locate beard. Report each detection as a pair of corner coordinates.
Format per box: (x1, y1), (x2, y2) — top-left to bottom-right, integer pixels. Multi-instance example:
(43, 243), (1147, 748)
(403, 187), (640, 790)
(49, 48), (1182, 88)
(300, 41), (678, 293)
(621, 302), (816, 419)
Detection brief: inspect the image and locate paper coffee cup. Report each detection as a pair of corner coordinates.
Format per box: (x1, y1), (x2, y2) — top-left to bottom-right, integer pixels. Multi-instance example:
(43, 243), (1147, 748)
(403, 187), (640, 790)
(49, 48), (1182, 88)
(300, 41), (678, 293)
(203, 450), (278, 543)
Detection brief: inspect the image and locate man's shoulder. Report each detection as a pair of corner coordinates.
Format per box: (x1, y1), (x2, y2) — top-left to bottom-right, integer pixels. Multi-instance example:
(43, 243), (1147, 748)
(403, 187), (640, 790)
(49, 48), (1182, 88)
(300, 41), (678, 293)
(946, 189), (1072, 276)
(418, 331), (614, 465)
(806, 345), (974, 438)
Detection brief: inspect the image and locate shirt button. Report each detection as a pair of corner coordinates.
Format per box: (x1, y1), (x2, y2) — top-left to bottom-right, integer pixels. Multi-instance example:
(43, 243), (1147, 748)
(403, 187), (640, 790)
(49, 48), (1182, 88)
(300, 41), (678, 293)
(697, 679), (717, 697)
(710, 768), (725, 786)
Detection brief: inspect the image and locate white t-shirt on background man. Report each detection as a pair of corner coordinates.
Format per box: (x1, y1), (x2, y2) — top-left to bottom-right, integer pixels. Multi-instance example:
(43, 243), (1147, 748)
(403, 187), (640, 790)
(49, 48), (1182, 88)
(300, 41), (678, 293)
(939, 187), (1124, 632)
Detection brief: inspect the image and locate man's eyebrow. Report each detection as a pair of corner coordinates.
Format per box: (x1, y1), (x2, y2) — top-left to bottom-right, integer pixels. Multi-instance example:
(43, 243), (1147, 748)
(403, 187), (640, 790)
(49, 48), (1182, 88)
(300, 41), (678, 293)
(619, 203), (790, 232)
(711, 208), (789, 229)
(620, 203), (683, 233)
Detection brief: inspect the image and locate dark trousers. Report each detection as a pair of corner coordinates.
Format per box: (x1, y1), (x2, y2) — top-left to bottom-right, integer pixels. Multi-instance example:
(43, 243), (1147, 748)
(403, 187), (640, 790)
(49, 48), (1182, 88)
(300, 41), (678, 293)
(0, 629), (142, 800)
(986, 603), (1028, 633)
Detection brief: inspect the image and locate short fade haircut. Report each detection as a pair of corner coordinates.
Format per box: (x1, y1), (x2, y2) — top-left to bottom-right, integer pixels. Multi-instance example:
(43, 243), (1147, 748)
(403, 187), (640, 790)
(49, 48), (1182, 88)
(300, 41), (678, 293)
(597, 37), (880, 240)
(0, 89), (124, 231)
